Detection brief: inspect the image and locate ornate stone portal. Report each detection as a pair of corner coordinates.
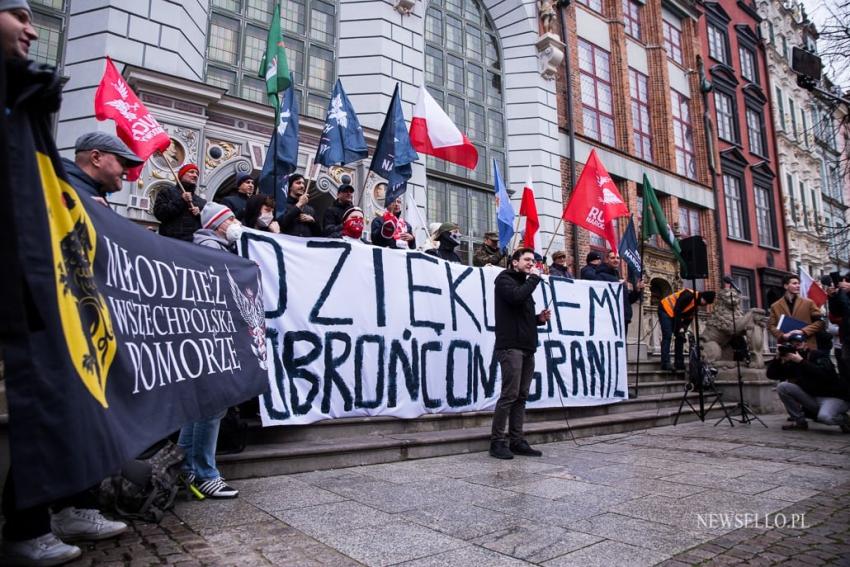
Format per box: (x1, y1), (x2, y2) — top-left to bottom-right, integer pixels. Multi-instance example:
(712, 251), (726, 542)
(701, 288), (768, 369)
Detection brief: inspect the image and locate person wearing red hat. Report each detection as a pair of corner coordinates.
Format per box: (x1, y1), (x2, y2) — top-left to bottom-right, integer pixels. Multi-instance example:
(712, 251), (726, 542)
(153, 163), (206, 241)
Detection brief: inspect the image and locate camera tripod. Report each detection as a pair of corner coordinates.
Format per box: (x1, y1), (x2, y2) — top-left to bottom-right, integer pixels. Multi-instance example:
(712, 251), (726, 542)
(716, 291), (766, 427)
(673, 331), (734, 425)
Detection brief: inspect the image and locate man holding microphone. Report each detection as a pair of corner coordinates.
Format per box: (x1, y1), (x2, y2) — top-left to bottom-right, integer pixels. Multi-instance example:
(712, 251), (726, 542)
(490, 248), (552, 459)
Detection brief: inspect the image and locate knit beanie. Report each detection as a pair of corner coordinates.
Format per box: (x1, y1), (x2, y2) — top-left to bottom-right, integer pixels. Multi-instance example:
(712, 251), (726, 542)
(586, 251), (603, 263)
(342, 207), (363, 222)
(201, 202), (235, 231)
(0, 0), (31, 14)
(178, 163), (199, 179)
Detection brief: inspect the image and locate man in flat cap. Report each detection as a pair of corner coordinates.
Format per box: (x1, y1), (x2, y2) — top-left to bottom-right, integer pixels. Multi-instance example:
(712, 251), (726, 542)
(473, 231), (506, 267)
(549, 251), (572, 278)
(62, 132), (143, 204)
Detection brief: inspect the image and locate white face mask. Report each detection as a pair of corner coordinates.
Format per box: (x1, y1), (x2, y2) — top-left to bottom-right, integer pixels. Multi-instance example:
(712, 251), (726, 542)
(258, 212), (274, 227)
(225, 223), (244, 243)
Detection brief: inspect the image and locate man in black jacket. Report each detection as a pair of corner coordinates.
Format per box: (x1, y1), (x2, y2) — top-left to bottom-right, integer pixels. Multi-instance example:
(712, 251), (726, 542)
(596, 251), (643, 331)
(426, 222), (463, 263)
(489, 247), (552, 459)
(580, 251), (602, 280)
(153, 163), (206, 241)
(221, 174), (254, 221)
(276, 173), (321, 237)
(61, 132), (142, 204)
(766, 330), (850, 432)
(322, 182), (354, 237)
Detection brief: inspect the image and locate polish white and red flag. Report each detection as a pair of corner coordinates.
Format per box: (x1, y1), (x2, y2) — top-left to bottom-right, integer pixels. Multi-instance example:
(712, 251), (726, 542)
(94, 57), (171, 181)
(519, 166), (541, 254)
(799, 267), (827, 308)
(409, 85), (478, 170)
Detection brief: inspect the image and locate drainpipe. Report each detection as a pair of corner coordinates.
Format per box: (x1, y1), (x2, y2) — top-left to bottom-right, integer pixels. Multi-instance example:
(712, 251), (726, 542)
(557, 0), (579, 276)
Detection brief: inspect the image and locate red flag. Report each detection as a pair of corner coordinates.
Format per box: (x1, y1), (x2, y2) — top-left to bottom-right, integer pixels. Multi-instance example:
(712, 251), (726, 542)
(519, 166), (540, 253)
(94, 57), (171, 181)
(562, 149), (629, 252)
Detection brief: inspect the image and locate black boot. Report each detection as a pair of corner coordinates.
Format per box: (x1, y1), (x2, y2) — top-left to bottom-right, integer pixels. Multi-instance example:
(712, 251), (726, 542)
(489, 440), (514, 460)
(509, 439), (542, 457)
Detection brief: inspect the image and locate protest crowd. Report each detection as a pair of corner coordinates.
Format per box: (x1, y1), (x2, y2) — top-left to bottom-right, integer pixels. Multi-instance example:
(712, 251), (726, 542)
(2, 0), (850, 565)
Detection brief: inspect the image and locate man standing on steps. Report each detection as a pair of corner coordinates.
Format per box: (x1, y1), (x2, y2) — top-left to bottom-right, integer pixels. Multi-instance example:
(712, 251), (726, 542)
(490, 247), (551, 460)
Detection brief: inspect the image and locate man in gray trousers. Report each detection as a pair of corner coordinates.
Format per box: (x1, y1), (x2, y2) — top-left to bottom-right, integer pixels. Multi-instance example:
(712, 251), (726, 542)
(490, 247), (551, 459)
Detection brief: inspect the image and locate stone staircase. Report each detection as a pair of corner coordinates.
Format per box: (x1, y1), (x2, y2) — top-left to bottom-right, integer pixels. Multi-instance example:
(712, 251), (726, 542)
(217, 360), (740, 479)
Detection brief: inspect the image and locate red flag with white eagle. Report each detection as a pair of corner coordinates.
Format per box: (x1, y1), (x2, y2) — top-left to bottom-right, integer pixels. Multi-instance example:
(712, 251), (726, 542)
(519, 166), (541, 254)
(409, 85), (478, 169)
(94, 57), (171, 181)
(562, 149), (629, 252)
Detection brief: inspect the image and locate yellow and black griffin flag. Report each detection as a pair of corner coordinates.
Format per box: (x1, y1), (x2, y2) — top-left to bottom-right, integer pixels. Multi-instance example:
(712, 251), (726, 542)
(3, 58), (269, 507)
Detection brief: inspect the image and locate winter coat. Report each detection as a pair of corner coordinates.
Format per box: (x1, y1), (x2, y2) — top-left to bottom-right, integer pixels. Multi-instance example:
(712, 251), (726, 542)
(828, 290), (850, 341)
(594, 264), (641, 324)
(580, 263), (599, 280)
(766, 349), (850, 400)
(493, 269), (543, 352)
(322, 199), (352, 238)
(549, 263), (573, 278)
(192, 228), (234, 253)
(426, 246), (462, 264)
(370, 215), (415, 248)
(221, 192), (249, 221)
(767, 294), (825, 350)
(473, 243), (506, 267)
(153, 183), (206, 242)
(62, 157), (103, 198)
(276, 195), (321, 237)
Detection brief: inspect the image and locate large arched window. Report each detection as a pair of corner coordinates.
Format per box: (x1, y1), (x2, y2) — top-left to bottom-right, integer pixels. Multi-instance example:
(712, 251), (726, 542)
(424, 0), (505, 259)
(206, 0), (336, 118)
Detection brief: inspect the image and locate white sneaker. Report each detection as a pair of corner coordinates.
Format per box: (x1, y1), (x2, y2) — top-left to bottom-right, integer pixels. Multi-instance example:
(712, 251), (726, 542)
(0, 533), (81, 566)
(50, 507), (128, 542)
(197, 477), (239, 499)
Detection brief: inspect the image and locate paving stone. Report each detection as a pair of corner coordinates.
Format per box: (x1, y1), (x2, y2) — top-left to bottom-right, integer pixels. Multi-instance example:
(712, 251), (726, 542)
(470, 519), (602, 563)
(272, 500), (396, 539)
(570, 512), (714, 555)
(540, 539), (668, 567)
(399, 501), (512, 540)
(395, 545), (534, 566)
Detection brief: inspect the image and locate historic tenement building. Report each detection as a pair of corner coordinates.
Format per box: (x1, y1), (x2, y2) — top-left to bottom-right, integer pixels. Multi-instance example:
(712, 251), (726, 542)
(758, 0), (834, 278)
(698, 0), (788, 311)
(554, 0), (721, 349)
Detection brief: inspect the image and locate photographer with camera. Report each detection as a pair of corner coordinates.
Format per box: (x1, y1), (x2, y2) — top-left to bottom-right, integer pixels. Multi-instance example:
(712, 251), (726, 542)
(826, 272), (850, 381)
(766, 330), (850, 432)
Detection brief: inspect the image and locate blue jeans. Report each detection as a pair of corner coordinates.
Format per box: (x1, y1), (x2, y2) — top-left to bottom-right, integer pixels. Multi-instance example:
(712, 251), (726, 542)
(178, 409), (227, 482)
(658, 307), (685, 368)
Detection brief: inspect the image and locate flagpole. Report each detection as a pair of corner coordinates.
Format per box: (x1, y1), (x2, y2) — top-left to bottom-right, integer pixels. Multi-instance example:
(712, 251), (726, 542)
(633, 223), (648, 400)
(157, 151), (194, 210)
(508, 215), (522, 254)
(542, 217), (566, 261)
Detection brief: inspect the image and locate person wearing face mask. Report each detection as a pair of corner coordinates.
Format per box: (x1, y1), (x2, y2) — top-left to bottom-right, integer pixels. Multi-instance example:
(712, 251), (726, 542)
(371, 196), (415, 249)
(193, 202), (243, 253)
(426, 222), (463, 263)
(61, 132), (142, 205)
(154, 163), (206, 242)
(243, 194), (280, 233)
(322, 183), (355, 238)
(341, 207), (366, 241)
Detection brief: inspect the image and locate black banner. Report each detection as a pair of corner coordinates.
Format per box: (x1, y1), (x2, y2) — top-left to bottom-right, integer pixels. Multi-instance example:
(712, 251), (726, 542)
(4, 63), (268, 506)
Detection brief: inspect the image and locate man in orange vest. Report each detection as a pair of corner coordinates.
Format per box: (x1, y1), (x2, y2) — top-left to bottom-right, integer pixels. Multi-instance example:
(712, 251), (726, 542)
(658, 289), (716, 371)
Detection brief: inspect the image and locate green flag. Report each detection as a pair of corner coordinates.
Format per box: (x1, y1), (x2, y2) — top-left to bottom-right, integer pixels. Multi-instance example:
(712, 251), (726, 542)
(258, 3), (291, 109)
(641, 174), (684, 266)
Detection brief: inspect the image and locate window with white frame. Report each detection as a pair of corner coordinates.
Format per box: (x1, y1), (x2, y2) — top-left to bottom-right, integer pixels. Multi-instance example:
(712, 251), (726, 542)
(746, 108), (765, 155)
(30, 0), (67, 70)
(755, 185), (778, 247)
(678, 205), (701, 237)
(715, 91), (737, 142)
(707, 25), (728, 64)
(206, 0), (337, 115)
(623, 0), (642, 40)
(577, 0), (604, 14)
(724, 173), (747, 240)
(730, 269), (754, 310)
(786, 173), (797, 224)
(739, 46), (756, 81)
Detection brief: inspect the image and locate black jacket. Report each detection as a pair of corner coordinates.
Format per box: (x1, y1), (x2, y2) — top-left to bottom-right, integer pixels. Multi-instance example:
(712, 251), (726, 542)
(549, 263), (573, 278)
(276, 195), (321, 237)
(594, 264), (641, 324)
(828, 290), (850, 340)
(62, 158), (103, 198)
(426, 245), (462, 263)
(580, 263), (599, 280)
(221, 192), (249, 221)
(322, 199), (352, 238)
(766, 349), (850, 400)
(153, 183), (206, 242)
(493, 269), (543, 351)
(370, 215), (415, 248)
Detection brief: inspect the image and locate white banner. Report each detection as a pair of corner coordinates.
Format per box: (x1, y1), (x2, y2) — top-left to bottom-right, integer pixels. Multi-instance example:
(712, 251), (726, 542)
(241, 232), (628, 426)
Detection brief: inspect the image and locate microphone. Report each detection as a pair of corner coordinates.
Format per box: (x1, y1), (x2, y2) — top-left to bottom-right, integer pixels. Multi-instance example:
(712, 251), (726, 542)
(723, 275), (741, 293)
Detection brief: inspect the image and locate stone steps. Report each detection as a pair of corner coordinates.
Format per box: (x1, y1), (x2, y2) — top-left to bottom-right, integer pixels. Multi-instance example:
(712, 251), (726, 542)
(218, 401), (730, 480)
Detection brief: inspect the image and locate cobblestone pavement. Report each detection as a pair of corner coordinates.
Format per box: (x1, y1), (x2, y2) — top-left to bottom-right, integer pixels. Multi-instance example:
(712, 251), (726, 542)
(63, 414), (849, 566)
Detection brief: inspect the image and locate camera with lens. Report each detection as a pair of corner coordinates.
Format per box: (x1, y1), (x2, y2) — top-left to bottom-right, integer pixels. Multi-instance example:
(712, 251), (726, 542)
(776, 343), (799, 357)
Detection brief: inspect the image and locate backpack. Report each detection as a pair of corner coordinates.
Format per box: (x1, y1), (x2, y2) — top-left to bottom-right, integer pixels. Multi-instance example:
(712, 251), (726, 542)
(98, 440), (185, 523)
